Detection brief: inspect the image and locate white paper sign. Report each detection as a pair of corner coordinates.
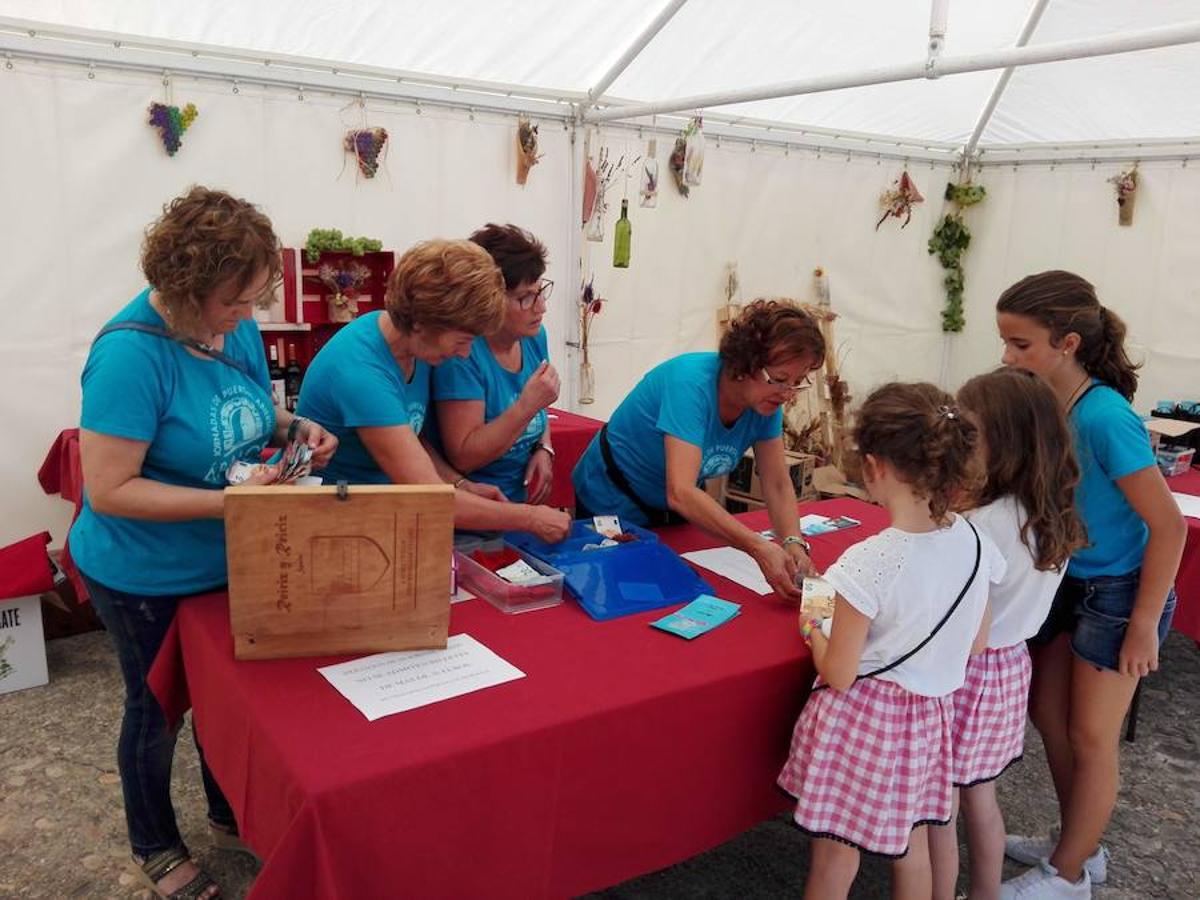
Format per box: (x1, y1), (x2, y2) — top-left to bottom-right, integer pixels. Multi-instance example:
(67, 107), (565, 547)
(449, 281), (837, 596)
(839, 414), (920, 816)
(1172, 492), (1200, 521)
(682, 547), (772, 595)
(317, 634), (525, 721)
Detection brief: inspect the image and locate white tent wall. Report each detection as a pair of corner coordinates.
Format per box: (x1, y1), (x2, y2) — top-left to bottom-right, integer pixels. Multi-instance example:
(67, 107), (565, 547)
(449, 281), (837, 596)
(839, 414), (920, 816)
(945, 160), (1200, 407)
(581, 136), (1200, 422)
(0, 63), (573, 548)
(578, 131), (959, 420)
(4, 61), (1200, 550)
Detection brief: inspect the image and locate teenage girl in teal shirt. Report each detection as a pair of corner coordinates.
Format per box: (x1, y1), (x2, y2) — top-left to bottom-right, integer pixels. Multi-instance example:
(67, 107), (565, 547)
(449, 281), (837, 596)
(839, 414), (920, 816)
(995, 271), (1185, 897)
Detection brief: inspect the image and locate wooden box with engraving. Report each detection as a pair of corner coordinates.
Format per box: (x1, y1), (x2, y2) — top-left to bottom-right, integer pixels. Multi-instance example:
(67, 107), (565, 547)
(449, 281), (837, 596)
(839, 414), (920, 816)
(224, 484), (455, 660)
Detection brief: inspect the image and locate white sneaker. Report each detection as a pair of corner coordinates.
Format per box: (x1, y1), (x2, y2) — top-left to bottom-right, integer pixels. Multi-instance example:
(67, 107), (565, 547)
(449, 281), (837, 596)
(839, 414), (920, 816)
(1004, 834), (1108, 885)
(1000, 859), (1091, 899)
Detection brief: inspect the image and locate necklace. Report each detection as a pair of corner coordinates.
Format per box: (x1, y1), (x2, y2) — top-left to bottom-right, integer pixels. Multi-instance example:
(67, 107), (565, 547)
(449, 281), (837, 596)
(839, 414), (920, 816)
(1064, 373), (1091, 411)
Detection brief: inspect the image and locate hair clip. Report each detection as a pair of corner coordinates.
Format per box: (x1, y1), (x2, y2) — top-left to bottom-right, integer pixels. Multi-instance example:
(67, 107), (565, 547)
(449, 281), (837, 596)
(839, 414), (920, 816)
(938, 405), (958, 420)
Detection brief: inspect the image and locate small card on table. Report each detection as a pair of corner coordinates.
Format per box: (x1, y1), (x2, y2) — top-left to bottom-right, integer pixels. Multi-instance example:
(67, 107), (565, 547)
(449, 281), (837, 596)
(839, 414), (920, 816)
(651, 594), (741, 639)
(799, 514), (861, 536)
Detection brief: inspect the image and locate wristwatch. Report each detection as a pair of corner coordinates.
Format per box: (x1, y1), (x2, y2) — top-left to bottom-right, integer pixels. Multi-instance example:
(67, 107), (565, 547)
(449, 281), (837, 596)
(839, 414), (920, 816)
(781, 534), (811, 553)
(533, 441), (556, 459)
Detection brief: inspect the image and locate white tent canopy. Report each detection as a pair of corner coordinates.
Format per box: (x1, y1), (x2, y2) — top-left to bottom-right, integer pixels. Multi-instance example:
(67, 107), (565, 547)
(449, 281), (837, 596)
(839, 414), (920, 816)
(6, 1), (1200, 153)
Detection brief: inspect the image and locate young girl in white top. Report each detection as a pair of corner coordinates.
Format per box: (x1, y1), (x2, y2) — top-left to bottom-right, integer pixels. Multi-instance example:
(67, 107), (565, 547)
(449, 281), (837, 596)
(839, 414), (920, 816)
(928, 368), (1087, 900)
(778, 382), (1006, 900)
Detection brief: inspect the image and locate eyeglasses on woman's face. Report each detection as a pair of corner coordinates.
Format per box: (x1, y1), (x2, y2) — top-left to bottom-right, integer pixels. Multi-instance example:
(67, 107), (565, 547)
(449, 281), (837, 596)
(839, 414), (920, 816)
(759, 367), (814, 392)
(510, 278), (554, 310)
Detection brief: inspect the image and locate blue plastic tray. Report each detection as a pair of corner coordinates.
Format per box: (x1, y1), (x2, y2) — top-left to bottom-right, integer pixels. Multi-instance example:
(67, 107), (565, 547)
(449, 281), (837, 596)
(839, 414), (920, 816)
(505, 519), (659, 566)
(556, 541), (713, 621)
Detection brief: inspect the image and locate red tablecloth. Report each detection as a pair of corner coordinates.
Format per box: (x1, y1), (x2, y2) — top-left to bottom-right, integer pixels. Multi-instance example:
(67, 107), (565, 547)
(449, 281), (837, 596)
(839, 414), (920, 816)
(546, 407), (603, 509)
(1167, 468), (1200, 642)
(36, 428), (88, 603)
(149, 498), (886, 900)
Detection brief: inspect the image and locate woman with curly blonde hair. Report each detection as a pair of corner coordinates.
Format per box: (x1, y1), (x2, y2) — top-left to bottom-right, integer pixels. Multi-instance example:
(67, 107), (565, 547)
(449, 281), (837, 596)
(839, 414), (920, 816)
(571, 300), (825, 599)
(71, 186), (338, 898)
(297, 239), (570, 541)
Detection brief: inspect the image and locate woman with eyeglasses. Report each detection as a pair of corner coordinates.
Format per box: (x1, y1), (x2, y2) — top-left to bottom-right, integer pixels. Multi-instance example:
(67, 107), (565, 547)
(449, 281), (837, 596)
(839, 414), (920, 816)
(296, 238), (571, 543)
(433, 224), (560, 503)
(571, 300), (824, 600)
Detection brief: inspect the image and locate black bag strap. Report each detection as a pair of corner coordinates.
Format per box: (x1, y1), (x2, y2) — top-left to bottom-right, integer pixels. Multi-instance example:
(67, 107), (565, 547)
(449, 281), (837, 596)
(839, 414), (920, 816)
(94, 321), (258, 381)
(599, 423), (672, 526)
(813, 519), (982, 692)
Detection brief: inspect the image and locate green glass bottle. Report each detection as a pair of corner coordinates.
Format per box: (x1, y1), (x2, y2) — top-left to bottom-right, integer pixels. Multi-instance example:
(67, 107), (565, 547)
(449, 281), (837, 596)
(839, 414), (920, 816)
(612, 199), (631, 268)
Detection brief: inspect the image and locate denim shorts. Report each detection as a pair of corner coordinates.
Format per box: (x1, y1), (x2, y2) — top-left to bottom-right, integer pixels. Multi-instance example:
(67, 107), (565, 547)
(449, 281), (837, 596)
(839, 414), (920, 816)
(1030, 569), (1176, 672)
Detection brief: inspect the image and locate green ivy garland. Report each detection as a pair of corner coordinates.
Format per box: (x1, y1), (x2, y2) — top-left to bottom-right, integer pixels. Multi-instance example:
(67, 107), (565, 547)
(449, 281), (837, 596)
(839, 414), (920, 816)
(305, 228), (384, 264)
(928, 182), (985, 332)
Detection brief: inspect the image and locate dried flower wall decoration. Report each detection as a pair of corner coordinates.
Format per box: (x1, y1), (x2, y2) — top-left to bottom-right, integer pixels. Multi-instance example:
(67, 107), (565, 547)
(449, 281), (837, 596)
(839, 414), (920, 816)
(516, 117), (542, 185)
(1108, 165), (1138, 226)
(928, 180), (986, 333)
(876, 171), (924, 229)
(343, 127), (388, 180)
(669, 136), (689, 197)
(147, 102), (198, 157)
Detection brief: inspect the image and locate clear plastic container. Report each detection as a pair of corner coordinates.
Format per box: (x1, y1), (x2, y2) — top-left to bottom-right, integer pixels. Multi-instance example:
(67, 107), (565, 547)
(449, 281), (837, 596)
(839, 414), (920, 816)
(1157, 445), (1195, 477)
(454, 544), (565, 614)
(452, 532), (504, 557)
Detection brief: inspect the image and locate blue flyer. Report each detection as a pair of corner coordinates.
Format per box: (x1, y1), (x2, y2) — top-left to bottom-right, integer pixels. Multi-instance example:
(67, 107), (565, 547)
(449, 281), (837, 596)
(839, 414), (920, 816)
(651, 594), (741, 639)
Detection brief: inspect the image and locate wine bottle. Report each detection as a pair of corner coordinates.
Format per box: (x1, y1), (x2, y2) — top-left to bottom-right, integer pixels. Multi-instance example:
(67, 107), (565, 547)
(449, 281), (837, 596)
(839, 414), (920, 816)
(284, 343), (303, 412)
(612, 199), (631, 268)
(267, 344), (286, 409)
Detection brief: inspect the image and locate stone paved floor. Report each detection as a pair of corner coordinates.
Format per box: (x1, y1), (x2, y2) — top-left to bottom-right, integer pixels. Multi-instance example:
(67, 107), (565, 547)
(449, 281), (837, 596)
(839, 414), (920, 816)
(1, 630), (1196, 898)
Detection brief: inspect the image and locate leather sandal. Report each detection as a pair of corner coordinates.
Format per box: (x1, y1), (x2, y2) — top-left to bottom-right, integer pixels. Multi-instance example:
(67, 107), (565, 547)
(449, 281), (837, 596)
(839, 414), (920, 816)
(135, 847), (221, 900)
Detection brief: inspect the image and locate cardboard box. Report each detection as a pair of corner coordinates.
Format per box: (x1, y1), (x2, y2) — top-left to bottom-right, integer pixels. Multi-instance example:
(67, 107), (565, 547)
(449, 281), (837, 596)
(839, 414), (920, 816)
(1146, 417), (1200, 453)
(224, 483), (455, 660)
(0, 595), (49, 695)
(724, 490), (766, 515)
(726, 450), (817, 502)
(812, 465), (873, 503)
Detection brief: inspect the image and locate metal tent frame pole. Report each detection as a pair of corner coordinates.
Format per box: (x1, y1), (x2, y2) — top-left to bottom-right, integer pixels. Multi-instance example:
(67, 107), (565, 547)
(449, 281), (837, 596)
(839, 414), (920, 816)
(587, 0), (689, 103)
(963, 0), (1052, 162)
(584, 20), (1200, 124)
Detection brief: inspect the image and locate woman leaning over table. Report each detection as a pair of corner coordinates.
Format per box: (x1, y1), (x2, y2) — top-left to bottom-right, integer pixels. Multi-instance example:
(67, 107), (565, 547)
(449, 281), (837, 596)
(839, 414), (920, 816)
(571, 300), (824, 601)
(434, 224), (558, 504)
(296, 238), (571, 542)
(70, 186), (338, 900)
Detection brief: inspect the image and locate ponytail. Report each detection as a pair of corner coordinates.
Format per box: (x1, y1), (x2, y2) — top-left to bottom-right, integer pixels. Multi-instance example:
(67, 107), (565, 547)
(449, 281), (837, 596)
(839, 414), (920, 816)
(996, 270), (1141, 400)
(1088, 306), (1139, 400)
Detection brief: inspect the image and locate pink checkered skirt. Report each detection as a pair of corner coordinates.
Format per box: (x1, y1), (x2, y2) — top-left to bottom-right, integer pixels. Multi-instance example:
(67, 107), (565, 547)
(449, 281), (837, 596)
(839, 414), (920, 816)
(949, 643), (1031, 786)
(777, 677), (954, 857)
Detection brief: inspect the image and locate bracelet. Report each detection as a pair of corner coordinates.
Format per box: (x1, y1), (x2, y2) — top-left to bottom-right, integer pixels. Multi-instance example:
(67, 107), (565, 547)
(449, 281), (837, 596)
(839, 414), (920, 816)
(781, 534), (811, 553)
(800, 617), (822, 645)
(287, 417), (307, 443)
(533, 441), (556, 460)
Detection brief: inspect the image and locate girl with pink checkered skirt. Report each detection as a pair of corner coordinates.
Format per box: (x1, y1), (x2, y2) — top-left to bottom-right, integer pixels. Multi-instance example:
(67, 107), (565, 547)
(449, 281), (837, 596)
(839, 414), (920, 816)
(778, 383), (1006, 899)
(928, 369), (1087, 900)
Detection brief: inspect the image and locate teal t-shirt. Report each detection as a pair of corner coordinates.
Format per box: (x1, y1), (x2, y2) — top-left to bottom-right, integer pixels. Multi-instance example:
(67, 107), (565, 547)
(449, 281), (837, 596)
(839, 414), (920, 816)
(1068, 381), (1157, 578)
(432, 329), (550, 501)
(296, 311), (429, 484)
(69, 289), (275, 596)
(571, 352), (782, 525)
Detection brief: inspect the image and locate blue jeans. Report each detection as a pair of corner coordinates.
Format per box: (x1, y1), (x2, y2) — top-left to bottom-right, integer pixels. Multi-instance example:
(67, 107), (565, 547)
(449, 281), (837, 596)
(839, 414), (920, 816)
(1032, 569), (1177, 672)
(83, 573), (237, 858)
